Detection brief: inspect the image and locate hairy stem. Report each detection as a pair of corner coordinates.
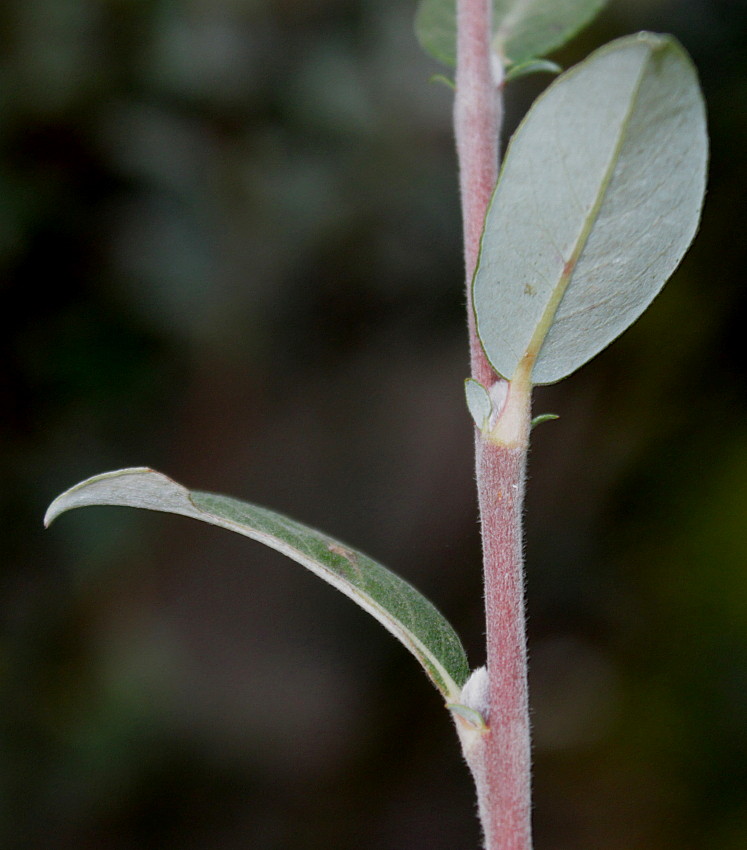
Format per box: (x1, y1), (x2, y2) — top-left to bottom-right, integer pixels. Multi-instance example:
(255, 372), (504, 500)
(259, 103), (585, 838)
(477, 381), (532, 850)
(454, 1), (533, 848)
(455, 0), (502, 388)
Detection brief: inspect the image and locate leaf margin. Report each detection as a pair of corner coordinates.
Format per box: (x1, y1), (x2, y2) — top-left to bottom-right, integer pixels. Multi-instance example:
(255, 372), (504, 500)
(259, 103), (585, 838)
(472, 31), (708, 385)
(45, 467), (471, 701)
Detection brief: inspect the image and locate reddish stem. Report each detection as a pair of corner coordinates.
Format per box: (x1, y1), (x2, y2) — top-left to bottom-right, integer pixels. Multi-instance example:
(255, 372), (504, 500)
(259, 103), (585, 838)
(455, 0), (501, 388)
(454, 1), (533, 848)
(477, 402), (532, 850)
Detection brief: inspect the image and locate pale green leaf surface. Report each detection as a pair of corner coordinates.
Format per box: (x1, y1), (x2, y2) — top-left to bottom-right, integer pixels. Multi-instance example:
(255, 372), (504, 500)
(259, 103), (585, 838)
(446, 702), (488, 730)
(415, 0), (606, 68)
(473, 33), (708, 384)
(465, 378), (492, 430)
(493, 0), (607, 65)
(45, 468), (470, 699)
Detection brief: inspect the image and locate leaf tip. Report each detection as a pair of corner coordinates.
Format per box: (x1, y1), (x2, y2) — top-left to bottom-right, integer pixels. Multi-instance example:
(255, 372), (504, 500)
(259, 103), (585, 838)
(633, 30), (669, 49)
(43, 467), (162, 528)
(447, 701), (488, 731)
(43, 503), (58, 529)
(531, 413), (560, 430)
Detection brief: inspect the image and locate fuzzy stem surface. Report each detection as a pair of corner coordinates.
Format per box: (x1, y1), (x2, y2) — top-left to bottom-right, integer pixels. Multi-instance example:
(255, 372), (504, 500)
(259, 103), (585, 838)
(454, 1), (533, 848)
(455, 0), (502, 388)
(477, 382), (532, 850)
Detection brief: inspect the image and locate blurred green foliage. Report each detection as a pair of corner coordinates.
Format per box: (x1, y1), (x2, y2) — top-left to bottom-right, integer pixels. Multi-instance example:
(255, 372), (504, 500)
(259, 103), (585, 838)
(2, 1), (747, 848)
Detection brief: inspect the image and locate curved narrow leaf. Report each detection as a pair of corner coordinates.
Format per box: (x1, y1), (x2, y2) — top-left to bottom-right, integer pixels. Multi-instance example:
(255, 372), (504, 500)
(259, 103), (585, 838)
(415, 0), (606, 68)
(531, 413), (559, 429)
(45, 468), (470, 699)
(473, 33), (708, 384)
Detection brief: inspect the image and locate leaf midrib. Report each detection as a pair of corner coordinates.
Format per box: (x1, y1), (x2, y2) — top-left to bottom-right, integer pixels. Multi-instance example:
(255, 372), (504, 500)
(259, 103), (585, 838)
(523, 48), (651, 376)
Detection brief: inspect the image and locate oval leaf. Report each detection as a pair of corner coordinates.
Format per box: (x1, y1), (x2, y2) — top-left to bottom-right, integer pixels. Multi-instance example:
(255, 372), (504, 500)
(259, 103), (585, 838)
(45, 468), (470, 699)
(473, 33), (708, 384)
(415, 0), (606, 68)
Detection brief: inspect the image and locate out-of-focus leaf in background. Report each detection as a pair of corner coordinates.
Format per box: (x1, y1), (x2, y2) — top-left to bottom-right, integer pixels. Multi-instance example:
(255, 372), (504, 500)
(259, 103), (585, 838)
(415, 0), (607, 67)
(2, 1), (747, 848)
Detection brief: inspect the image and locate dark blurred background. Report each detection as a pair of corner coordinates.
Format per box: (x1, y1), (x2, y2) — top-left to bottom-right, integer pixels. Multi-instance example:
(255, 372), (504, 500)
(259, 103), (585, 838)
(2, 0), (746, 847)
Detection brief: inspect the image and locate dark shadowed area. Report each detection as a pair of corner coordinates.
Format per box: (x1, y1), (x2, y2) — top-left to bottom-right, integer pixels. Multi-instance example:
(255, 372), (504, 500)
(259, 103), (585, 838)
(2, 1), (746, 848)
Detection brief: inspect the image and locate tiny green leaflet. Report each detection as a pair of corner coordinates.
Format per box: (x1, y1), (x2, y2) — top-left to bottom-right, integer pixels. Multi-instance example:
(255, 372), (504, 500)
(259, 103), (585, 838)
(465, 378), (493, 431)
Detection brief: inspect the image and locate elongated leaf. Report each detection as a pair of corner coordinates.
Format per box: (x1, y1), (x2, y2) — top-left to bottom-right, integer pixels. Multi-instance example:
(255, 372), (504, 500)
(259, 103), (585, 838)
(473, 33), (708, 384)
(415, 0), (606, 68)
(45, 468), (470, 699)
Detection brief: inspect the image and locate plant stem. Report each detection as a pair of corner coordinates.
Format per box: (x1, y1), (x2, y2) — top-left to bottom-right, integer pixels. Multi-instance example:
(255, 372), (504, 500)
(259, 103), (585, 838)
(454, 1), (533, 848)
(477, 379), (532, 850)
(454, 0), (502, 387)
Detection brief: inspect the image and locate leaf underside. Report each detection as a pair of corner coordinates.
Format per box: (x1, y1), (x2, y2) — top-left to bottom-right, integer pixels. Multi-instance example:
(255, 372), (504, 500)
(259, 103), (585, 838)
(45, 468), (470, 700)
(473, 32), (708, 385)
(415, 0), (607, 68)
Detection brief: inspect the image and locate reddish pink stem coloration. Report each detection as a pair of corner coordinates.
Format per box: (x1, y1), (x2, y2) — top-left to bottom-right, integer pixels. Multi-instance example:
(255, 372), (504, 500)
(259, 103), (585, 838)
(454, 1), (533, 848)
(455, 0), (501, 387)
(477, 431), (532, 850)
